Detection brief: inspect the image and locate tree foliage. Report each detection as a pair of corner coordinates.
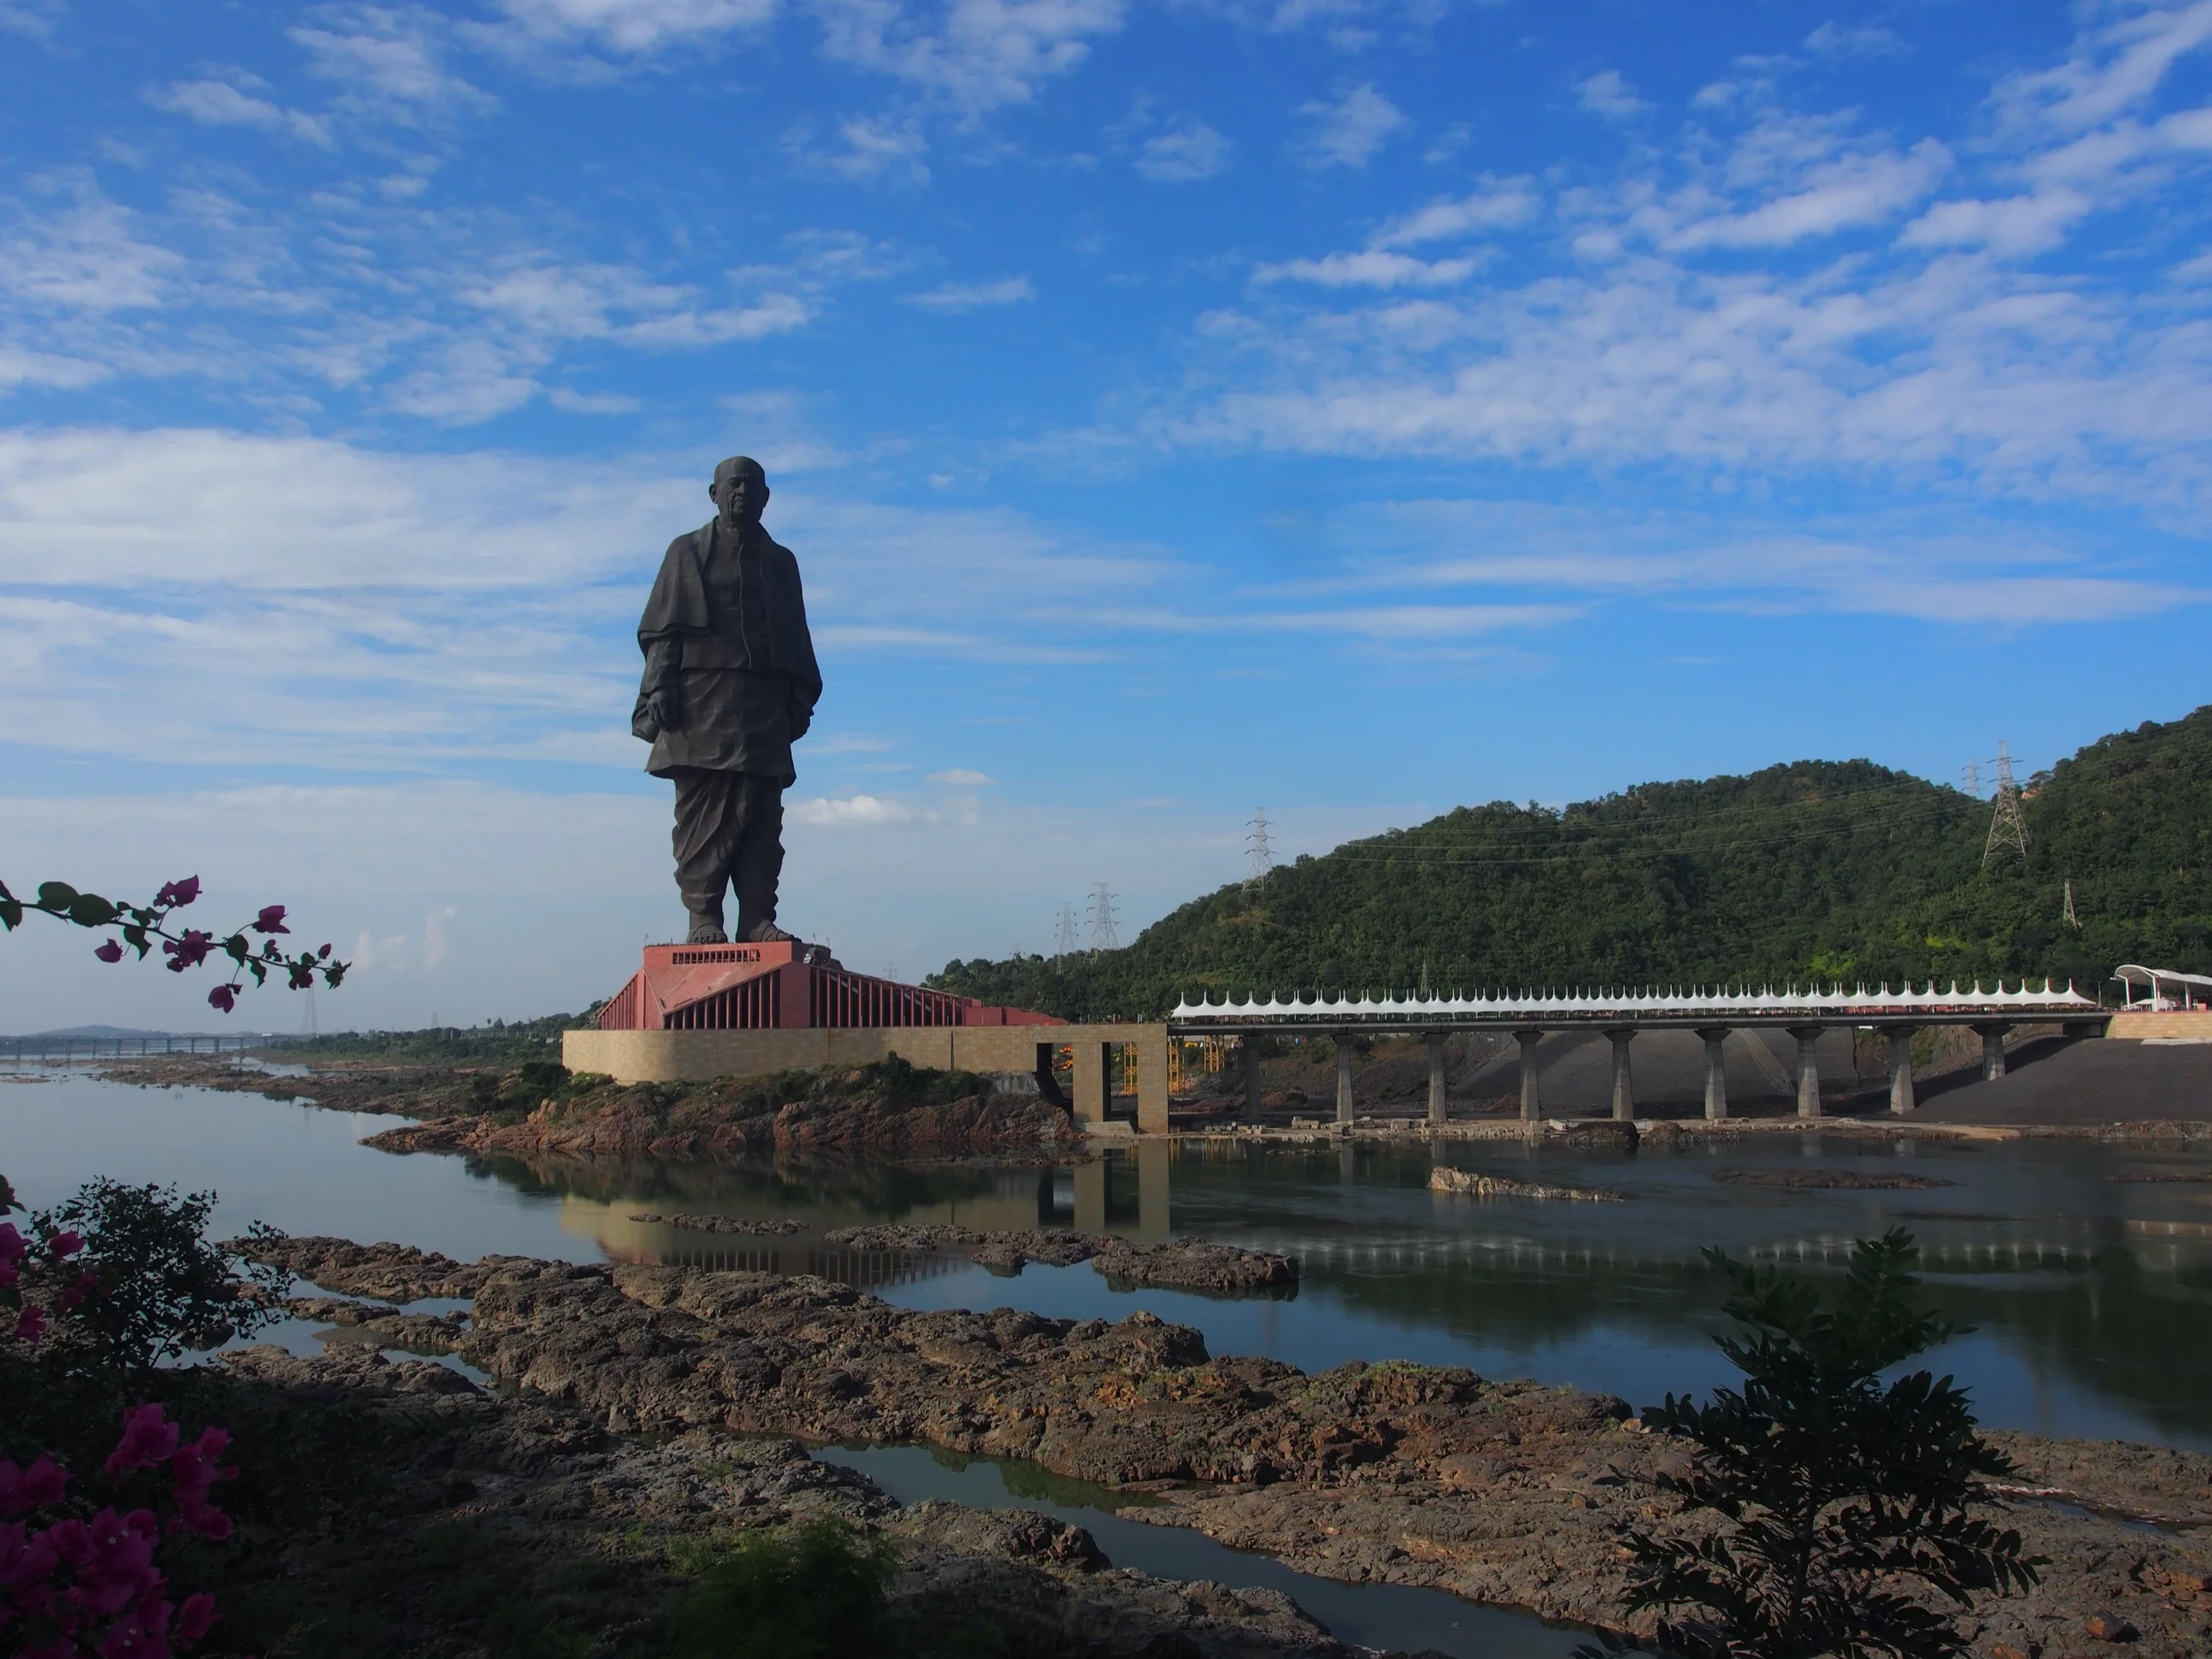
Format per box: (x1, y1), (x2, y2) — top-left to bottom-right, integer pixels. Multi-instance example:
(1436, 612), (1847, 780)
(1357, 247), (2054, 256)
(932, 705), (2212, 1018)
(1582, 1229), (2042, 1659)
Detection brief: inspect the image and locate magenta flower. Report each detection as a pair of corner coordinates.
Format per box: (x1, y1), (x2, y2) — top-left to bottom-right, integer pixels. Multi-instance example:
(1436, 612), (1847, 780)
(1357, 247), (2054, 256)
(205, 984), (237, 1014)
(161, 931), (214, 972)
(0, 1223), (23, 1289)
(174, 1590), (217, 1642)
(12, 1304), (47, 1344)
(250, 904), (288, 935)
(94, 940), (123, 964)
(0, 1457), (69, 1516)
(44, 1230), (83, 1259)
(153, 877), (201, 909)
(63, 1269), (101, 1310)
(104, 1407), (180, 1479)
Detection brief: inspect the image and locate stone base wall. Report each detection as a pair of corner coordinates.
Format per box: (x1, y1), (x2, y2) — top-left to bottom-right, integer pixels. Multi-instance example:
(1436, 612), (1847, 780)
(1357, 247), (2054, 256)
(2107, 1009), (2212, 1040)
(562, 1023), (1172, 1132)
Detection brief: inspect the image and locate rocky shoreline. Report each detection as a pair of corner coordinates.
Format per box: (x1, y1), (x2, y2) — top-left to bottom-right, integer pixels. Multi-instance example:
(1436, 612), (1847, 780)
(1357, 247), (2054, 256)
(240, 1234), (2212, 1658)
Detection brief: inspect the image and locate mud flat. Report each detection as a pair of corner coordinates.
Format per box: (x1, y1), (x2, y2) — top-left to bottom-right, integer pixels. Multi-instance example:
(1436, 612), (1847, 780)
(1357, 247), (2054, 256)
(236, 1234), (2212, 1659)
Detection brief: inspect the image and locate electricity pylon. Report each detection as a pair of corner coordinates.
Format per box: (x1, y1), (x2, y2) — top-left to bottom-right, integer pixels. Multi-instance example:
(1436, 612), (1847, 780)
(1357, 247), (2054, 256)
(1981, 741), (2029, 869)
(1087, 883), (1120, 952)
(1246, 808), (1274, 882)
(2063, 880), (2081, 930)
(1053, 904), (1080, 962)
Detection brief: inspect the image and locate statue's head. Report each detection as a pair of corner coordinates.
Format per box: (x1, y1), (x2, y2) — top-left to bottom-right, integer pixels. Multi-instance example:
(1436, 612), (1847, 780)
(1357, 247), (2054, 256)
(709, 456), (768, 531)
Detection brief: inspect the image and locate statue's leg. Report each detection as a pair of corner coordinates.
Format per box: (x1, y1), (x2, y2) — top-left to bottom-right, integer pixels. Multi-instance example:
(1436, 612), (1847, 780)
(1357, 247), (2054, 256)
(670, 767), (740, 944)
(732, 774), (790, 944)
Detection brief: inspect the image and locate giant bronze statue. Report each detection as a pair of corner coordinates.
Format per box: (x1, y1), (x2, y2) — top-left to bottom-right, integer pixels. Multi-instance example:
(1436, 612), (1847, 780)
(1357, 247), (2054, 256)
(634, 456), (822, 945)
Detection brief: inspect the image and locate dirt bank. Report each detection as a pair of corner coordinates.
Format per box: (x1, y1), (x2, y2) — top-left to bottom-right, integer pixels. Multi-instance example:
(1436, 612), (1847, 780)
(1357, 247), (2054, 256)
(236, 1234), (2212, 1657)
(820, 1223), (1300, 1292)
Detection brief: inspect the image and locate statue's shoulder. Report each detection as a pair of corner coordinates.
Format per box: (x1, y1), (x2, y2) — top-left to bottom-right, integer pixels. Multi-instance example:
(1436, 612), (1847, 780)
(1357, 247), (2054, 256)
(665, 521), (714, 561)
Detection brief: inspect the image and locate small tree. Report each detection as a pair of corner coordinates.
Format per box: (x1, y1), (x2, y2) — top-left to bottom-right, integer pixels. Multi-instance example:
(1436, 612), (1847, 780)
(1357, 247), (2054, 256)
(1586, 1229), (2043, 1659)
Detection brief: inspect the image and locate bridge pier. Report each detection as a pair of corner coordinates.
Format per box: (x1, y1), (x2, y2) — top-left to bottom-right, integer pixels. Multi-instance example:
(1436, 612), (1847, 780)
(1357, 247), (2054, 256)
(1889, 1028), (1917, 1115)
(1243, 1034), (1263, 1121)
(1425, 1033), (1447, 1125)
(1605, 1028), (1635, 1120)
(1696, 1027), (1730, 1120)
(1974, 1022), (2012, 1081)
(1335, 1035), (1355, 1125)
(1514, 1029), (1543, 1121)
(1789, 1025), (1823, 1118)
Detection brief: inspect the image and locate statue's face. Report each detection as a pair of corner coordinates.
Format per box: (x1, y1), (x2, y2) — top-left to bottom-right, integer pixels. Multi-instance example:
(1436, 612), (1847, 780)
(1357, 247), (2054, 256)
(710, 464), (767, 530)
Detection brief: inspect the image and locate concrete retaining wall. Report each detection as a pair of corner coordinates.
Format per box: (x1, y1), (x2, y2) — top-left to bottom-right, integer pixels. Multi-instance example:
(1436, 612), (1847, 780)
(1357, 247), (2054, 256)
(562, 1023), (1172, 1132)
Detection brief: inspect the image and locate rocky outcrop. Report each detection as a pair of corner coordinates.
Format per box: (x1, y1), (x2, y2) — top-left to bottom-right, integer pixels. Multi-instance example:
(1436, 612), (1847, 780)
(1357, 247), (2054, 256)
(1428, 1168), (1624, 1202)
(237, 1238), (2212, 1656)
(819, 1225), (1299, 1291)
(211, 1345), (1362, 1658)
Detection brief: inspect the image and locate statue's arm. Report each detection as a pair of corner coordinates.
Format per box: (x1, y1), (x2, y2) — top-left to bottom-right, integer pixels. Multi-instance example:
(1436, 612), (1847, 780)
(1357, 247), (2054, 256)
(641, 635), (684, 731)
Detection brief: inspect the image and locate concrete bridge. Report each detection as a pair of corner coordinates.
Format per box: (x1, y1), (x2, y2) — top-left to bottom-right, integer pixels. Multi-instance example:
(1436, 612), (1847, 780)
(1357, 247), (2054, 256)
(1168, 982), (2105, 1124)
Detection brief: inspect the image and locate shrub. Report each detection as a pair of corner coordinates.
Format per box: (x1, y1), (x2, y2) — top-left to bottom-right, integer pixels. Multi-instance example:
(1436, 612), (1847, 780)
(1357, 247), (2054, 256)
(662, 1516), (901, 1659)
(1584, 1229), (2043, 1659)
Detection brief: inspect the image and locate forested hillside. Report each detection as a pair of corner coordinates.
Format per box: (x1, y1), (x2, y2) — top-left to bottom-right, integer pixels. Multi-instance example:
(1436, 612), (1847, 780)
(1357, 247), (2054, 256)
(931, 705), (2212, 1021)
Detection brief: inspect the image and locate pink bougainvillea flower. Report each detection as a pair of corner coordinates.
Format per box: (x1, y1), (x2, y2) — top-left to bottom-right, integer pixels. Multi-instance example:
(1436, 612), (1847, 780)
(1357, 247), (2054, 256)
(94, 940), (123, 963)
(104, 1407), (179, 1478)
(64, 1270), (101, 1309)
(250, 905), (288, 934)
(205, 984), (237, 1014)
(174, 1590), (218, 1643)
(161, 931), (214, 972)
(154, 877), (200, 909)
(12, 1305), (47, 1344)
(0, 1456), (70, 1517)
(45, 1230), (83, 1259)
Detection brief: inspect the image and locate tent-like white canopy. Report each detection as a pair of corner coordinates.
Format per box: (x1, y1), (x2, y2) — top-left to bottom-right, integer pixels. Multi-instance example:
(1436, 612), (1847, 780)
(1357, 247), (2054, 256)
(2114, 964), (2212, 1011)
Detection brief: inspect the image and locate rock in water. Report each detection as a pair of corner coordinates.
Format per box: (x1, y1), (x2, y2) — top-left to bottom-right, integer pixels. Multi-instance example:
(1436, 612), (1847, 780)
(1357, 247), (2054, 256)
(1428, 1167), (1625, 1202)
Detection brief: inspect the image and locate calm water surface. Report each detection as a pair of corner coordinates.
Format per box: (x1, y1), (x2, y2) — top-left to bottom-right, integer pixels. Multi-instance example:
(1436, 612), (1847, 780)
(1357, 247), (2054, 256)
(6, 1067), (2209, 1459)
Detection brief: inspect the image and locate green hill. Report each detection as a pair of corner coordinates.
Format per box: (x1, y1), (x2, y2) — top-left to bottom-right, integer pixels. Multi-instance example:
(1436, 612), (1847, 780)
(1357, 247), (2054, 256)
(929, 705), (2212, 1021)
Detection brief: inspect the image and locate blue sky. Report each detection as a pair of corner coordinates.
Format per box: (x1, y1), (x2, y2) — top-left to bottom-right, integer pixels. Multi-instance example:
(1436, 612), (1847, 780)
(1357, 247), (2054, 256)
(3, 0), (2209, 1029)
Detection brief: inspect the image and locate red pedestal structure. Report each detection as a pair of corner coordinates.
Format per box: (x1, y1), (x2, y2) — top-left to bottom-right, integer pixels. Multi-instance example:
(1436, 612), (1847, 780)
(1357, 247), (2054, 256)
(595, 941), (1062, 1033)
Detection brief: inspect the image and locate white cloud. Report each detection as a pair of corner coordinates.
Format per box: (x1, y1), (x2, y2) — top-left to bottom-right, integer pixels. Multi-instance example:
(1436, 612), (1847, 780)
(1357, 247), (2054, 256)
(1994, 0), (2212, 134)
(904, 275), (1034, 310)
(793, 793), (923, 824)
(0, 0), (60, 37)
(1576, 69), (1650, 121)
(810, 0), (1126, 112)
(0, 195), (180, 313)
(496, 0), (777, 51)
(1663, 140), (1948, 249)
(1804, 20), (1904, 60)
(1298, 83), (1405, 168)
(1898, 189), (2094, 256)
(291, 5), (496, 121)
(927, 768), (991, 784)
(1135, 123), (1233, 182)
(1254, 250), (1476, 288)
(1373, 180), (1539, 248)
(785, 115), (932, 183)
(146, 77), (334, 145)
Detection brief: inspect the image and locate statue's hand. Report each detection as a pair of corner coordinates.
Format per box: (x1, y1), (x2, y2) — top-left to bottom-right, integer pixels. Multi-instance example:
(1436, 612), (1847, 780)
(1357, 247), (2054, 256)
(647, 687), (684, 733)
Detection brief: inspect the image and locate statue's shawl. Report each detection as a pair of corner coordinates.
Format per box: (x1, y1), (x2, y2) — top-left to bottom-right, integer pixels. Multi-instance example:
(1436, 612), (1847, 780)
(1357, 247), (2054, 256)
(634, 521), (821, 741)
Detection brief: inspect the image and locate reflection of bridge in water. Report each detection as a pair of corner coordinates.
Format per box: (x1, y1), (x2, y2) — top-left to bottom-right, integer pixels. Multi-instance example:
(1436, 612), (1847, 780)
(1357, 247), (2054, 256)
(1172, 982), (2105, 1124)
(630, 1241), (973, 1290)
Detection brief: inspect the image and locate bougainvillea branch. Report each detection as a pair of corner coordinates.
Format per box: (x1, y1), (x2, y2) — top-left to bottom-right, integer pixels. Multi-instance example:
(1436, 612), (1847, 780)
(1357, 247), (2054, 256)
(0, 875), (348, 1014)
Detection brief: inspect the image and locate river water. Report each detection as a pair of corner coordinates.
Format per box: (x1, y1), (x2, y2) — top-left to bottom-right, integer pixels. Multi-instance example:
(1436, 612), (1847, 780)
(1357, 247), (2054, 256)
(6, 1068), (2210, 1654)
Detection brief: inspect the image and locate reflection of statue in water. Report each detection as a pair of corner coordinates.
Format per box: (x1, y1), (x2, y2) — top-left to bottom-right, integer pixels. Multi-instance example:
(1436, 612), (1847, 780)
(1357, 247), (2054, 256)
(633, 457), (822, 945)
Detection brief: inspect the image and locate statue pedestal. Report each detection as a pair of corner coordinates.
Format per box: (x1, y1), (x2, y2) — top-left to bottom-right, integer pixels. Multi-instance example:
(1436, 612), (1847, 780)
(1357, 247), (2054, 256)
(562, 942), (1175, 1132)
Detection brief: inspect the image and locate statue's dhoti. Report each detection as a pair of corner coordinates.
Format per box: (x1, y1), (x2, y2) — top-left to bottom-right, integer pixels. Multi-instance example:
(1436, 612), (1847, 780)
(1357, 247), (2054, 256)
(668, 767), (784, 938)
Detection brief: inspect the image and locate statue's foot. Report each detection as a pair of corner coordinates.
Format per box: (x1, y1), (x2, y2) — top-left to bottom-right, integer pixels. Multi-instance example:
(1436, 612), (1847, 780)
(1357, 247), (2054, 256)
(686, 915), (729, 944)
(740, 920), (797, 944)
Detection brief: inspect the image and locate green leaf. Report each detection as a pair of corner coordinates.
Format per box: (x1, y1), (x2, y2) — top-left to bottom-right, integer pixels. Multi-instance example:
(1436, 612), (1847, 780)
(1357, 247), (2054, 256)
(68, 892), (119, 927)
(36, 881), (78, 911)
(0, 898), (20, 932)
(224, 934), (248, 962)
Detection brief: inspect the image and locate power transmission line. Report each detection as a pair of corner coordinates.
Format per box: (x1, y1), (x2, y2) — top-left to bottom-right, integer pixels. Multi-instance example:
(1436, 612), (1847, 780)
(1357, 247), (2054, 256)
(1246, 808), (1274, 881)
(1053, 904), (1080, 962)
(1087, 882), (1120, 952)
(2063, 880), (2081, 930)
(300, 983), (316, 1039)
(1981, 740), (2029, 869)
